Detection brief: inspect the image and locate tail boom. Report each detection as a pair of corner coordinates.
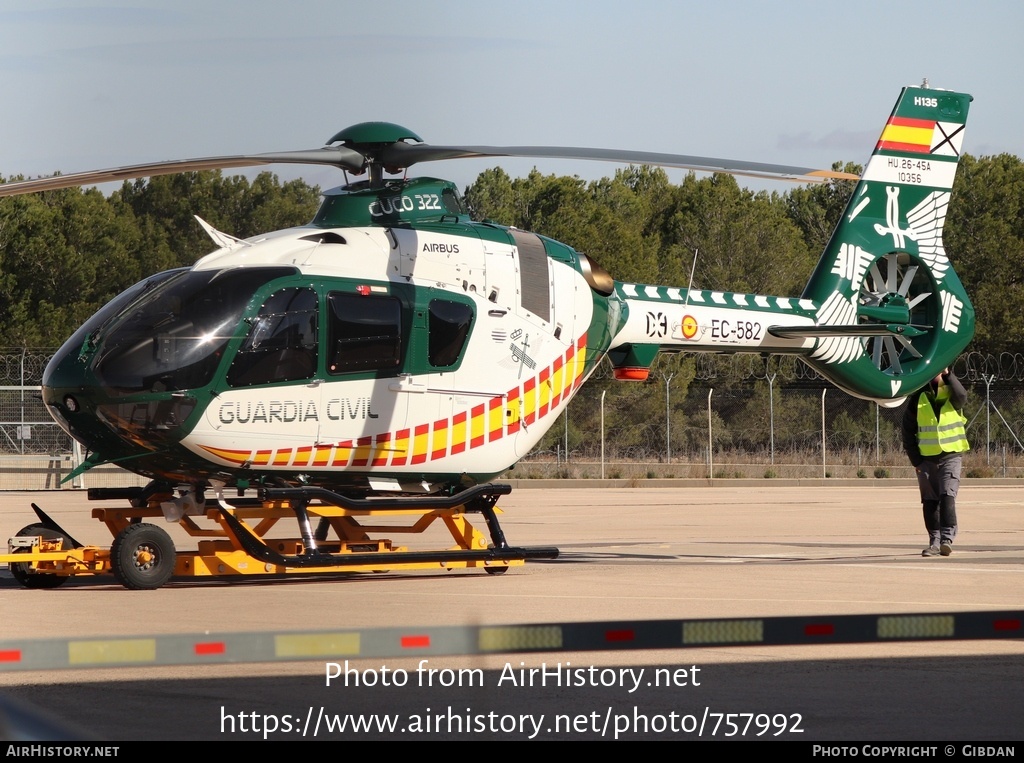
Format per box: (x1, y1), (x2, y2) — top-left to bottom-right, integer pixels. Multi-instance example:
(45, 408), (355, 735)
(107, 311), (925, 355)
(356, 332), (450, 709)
(611, 283), (815, 355)
(606, 85), (975, 405)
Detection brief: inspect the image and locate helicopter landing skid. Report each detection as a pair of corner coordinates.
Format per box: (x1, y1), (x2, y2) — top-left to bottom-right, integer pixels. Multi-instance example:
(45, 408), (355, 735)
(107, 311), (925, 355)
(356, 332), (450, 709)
(2, 484), (558, 590)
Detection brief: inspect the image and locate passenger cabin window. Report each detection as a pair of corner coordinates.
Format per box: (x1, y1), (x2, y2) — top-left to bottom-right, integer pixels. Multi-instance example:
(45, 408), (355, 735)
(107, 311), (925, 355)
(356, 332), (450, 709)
(227, 288), (318, 387)
(428, 300), (473, 367)
(328, 292), (402, 374)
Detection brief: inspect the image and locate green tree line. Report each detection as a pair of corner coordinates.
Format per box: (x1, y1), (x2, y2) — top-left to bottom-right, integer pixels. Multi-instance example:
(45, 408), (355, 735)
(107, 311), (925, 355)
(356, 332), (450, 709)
(0, 155), (1021, 458)
(462, 156), (1024, 456)
(2, 156), (1019, 351)
(0, 172), (321, 345)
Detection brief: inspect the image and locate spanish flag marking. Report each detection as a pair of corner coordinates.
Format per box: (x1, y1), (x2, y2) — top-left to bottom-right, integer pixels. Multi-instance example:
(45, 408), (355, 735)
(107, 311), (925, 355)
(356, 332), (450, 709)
(877, 116), (935, 154)
(253, 449), (273, 466)
(451, 411), (468, 455)
(272, 449), (293, 467)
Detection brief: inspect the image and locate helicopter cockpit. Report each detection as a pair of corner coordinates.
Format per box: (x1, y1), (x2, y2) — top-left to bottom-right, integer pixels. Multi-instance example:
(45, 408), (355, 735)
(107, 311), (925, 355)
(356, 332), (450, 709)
(42, 262), (477, 474)
(92, 267), (293, 395)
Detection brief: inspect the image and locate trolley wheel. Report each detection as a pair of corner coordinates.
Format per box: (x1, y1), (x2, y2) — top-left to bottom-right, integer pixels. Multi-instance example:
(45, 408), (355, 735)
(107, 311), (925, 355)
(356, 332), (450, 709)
(110, 523), (176, 590)
(9, 524), (69, 589)
(484, 565), (509, 576)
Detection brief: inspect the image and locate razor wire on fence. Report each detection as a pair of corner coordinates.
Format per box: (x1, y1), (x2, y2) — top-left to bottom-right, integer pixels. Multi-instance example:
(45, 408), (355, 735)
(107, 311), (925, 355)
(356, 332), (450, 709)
(0, 349), (60, 455)
(958, 352), (1024, 383)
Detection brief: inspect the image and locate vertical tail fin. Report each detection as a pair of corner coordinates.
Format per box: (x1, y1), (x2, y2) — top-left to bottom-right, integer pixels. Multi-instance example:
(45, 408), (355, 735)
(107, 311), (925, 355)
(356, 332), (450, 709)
(801, 85), (975, 403)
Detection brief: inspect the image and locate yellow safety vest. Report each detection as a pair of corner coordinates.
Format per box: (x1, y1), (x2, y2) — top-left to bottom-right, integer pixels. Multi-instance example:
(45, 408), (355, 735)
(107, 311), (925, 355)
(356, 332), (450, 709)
(917, 389), (969, 455)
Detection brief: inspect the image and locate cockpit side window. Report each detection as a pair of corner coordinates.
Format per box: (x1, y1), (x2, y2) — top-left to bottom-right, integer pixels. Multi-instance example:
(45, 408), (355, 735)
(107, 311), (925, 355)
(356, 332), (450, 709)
(227, 288), (319, 387)
(327, 292), (402, 374)
(428, 299), (473, 368)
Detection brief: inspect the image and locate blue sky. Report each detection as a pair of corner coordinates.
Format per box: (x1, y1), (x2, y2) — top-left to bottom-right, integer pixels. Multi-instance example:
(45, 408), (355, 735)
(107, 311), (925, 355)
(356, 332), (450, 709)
(0, 0), (1020, 196)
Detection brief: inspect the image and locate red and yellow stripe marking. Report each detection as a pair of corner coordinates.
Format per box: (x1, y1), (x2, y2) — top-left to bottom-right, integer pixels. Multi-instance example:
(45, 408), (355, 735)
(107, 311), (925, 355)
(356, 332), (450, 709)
(487, 396), (504, 442)
(469, 403), (486, 449)
(410, 424), (430, 465)
(550, 356), (564, 409)
(312, 445), (333, 467)
(450, 411), (468, 455)
(371, 433), (391, 467)
(877, 116), (935, 154)
(522, 377), (536, 426)
(430, 418), (449, 461)
(199, 334), (589, 471)
(199, 445), (252, 464)
(538, 367), (552, 419)
(391, 429), (410, 466)
(294, 446), (313, 466)
(351, 436), (374, 467)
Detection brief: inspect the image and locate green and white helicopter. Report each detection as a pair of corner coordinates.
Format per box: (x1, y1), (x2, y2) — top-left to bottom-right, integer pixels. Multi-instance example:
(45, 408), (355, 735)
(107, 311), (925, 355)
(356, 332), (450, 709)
(0, 84), (977, 587)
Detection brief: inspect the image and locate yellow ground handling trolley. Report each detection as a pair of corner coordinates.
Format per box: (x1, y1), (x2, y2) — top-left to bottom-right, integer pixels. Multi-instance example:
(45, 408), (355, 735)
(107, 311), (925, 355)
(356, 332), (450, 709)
(2, 483), (558, 590)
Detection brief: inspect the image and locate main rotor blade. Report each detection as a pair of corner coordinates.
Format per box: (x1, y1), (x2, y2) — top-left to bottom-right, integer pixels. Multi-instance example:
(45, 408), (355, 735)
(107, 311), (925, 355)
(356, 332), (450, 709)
(0, 147), (366, 198)
(380, 143), (860, 183)
(0, 133), (859, 198)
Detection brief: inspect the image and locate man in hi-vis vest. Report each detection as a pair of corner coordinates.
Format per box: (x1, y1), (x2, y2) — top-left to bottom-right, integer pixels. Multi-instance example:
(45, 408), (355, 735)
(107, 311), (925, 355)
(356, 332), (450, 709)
(901, 368), (970, 557)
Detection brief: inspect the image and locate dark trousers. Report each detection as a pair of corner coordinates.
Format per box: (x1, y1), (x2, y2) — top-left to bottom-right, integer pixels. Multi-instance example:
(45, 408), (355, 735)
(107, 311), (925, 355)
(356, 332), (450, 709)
(915, 455), (960, 543)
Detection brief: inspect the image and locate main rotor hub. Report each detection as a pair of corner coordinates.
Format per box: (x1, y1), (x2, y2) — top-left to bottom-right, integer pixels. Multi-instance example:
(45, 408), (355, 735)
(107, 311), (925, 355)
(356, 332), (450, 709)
(327, 122), (423, 146)
(327, 122), (424, 185)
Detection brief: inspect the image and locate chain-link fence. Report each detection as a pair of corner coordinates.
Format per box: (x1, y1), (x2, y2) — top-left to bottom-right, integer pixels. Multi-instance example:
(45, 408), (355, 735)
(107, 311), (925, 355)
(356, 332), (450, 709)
(0, 349), (147, 489)
(0, 348), (1021, 488)
(0, 350), (65, 456)
(516, 352), (1024, 480)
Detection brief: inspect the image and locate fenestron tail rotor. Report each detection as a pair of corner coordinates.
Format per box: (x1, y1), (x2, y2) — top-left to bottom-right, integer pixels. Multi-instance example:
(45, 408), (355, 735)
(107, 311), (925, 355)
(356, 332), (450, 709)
(861, 252), (930, 375)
